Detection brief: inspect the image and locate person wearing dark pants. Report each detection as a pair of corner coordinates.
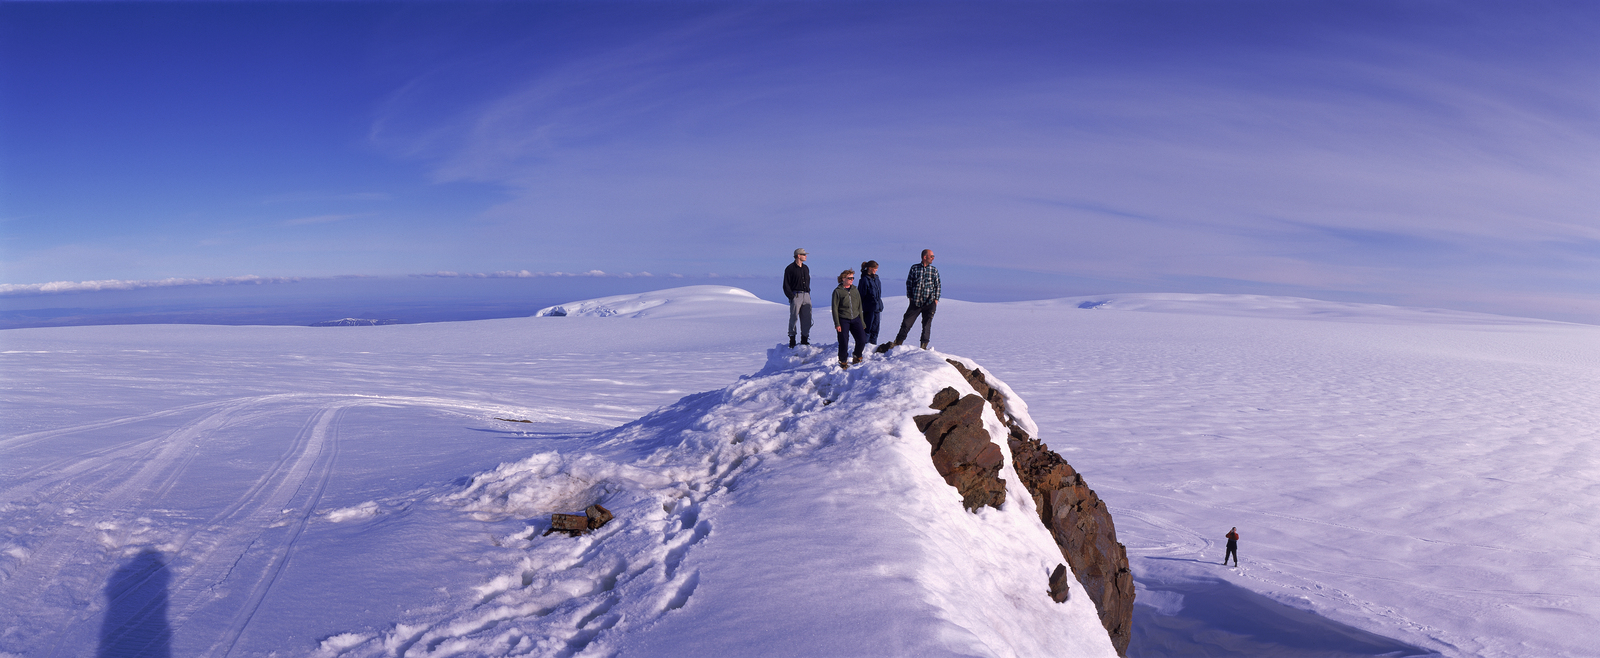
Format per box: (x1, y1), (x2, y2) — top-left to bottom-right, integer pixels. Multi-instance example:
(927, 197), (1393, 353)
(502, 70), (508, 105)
(858, 260), (883, 344)
(783, 248), (812, 348)
(893, 249), (940, 349)
(832, 269), (866, 368)
(1224, 527), (1239, 566)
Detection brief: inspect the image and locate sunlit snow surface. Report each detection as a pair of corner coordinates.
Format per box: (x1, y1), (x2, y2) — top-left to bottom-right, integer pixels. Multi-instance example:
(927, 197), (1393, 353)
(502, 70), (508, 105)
(2, 288), (1596, 657)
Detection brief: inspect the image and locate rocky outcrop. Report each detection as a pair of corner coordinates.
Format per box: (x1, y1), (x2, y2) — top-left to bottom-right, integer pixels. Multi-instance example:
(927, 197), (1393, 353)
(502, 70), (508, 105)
(913, 388), (1007, 511)
(1010, 432), (1134, 655)
(943, 359), (1135, 656)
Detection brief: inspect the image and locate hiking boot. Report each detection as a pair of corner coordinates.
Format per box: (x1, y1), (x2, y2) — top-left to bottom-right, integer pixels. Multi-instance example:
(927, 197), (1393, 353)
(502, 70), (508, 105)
(839, 360), (849, 370)
(852, 356), (863, 365)
(920, 341), (929, 350)
(789, 337), (796, 348)
(801, 337), (810, 346)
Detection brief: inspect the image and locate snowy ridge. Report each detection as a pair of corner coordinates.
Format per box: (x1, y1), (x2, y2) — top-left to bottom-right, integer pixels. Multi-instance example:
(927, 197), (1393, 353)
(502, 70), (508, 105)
(534, 285), (778, 319)
(326, 346), (1117, 657)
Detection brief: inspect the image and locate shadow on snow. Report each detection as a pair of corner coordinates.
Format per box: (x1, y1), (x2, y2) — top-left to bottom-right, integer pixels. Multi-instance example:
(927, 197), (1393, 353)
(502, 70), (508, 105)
(1129, 571), (1439, 658)
(98, 548), (172, 658)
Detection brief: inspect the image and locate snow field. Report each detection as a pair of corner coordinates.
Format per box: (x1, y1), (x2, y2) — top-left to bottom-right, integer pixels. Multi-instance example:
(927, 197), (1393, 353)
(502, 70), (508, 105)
(4, 286), (1597, 657)
(932, 298), (1600, 657)
(0, 309), (780, 656)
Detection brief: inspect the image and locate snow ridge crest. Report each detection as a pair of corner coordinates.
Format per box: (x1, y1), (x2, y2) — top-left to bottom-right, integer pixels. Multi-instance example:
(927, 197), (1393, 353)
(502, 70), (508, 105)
(367, 345), (1120, 657)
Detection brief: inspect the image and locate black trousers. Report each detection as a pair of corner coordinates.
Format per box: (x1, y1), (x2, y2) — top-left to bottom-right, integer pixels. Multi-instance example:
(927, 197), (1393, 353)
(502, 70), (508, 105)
(837, 316), (866, 362)
(862, 308), (881, 343)
(894, 301), (936, 345)
(1224, 542), (1238, 565)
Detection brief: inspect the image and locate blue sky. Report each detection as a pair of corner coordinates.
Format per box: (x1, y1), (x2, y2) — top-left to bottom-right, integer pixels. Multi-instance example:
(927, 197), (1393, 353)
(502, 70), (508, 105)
(3, 1), (1597, 322)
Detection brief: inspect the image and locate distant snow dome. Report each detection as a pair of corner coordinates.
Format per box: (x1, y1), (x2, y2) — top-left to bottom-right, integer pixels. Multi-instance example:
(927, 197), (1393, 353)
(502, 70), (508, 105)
(535, 285), (779, 319)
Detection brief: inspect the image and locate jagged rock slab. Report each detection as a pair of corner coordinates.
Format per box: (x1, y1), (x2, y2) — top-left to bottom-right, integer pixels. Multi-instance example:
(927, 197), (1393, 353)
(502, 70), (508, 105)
(914, 388), (1007, 511)
(945, 358), (1136, 656)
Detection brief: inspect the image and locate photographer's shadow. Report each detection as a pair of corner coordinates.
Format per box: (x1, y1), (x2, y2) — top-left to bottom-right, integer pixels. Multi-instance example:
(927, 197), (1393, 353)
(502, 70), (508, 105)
(98, 548), (172, 657)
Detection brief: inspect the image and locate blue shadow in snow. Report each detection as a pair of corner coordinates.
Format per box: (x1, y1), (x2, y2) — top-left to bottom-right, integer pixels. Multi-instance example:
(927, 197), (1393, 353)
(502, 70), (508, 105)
(98, 548), (172, 657)
(1128, 572), (1439, 658)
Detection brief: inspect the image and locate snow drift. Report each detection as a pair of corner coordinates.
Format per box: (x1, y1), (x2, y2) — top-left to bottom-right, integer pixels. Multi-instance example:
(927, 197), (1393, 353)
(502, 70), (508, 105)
(330, 345), (1121, 657)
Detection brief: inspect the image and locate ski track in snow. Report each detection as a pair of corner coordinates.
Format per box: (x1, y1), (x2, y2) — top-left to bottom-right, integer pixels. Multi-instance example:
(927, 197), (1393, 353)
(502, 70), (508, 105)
(1, 313), (778, 657)
(0, 390), (632, 654)
(2, 290), (1597, 657)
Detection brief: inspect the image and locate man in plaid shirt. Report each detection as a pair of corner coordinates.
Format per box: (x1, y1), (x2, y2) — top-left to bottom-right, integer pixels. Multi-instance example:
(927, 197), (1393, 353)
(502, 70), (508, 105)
(893, 249), (940, 349)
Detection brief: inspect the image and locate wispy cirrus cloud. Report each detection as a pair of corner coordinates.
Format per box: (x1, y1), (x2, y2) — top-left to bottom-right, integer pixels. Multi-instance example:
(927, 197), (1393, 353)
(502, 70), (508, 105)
(367, 3), (1599, 321)
(5, 3), (1596, 322)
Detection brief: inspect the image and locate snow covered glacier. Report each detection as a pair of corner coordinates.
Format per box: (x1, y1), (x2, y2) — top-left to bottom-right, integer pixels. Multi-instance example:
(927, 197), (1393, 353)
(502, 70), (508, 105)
(3, 285), (1597, 657)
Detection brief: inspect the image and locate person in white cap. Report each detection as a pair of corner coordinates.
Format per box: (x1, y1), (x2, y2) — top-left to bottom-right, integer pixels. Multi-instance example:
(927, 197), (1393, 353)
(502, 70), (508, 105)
(783, 248), (812, 348)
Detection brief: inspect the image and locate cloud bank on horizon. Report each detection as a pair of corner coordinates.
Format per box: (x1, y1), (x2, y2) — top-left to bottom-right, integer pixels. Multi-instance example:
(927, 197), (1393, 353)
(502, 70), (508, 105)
(0, 270), (702, 297)
(2, 1), (1596, 322)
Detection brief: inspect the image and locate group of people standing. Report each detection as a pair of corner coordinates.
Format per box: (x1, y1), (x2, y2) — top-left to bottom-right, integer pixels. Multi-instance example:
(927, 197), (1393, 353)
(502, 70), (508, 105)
(792, 248), (1249, 566)
(783, 247), (942, 369)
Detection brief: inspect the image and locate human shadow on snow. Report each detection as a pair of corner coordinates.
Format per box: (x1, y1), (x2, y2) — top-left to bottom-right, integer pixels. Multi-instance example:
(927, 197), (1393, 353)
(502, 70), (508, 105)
(97, 548), (172, 658)
(1128, 573), (1439, 658)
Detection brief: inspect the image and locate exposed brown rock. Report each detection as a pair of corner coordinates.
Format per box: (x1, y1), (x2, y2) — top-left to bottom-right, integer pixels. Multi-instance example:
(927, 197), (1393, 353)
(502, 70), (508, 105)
(585, 504), (614, 530)
(546, 513), (590, 537)
(1010, 432), (1134, 656)
(1048, 563), (1072, 603)
(915, 388), (1006, 511)
(542, 503), (616, 537)
(930, 386), (962, 411)
(945, 359), (1134, 656)
(946, 360), (1007, 419)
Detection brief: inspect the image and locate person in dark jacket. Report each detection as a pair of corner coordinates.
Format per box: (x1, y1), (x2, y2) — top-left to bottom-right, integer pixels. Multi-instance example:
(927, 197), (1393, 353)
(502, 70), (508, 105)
(832, 269), (866, 368)
(858, 260), (883, 344)
(783, 248), (811, 348)
(892, 249), (940, 349)
(1224, 527), (1239, 566)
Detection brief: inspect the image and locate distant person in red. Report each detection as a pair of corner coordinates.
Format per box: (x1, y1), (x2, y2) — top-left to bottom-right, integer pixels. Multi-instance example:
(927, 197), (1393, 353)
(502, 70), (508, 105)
(1224, 527), (1239, 566)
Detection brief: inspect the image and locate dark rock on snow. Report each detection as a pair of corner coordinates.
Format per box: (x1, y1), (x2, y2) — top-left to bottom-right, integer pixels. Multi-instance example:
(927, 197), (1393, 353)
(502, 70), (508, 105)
(935, 359), (1136, 656)
(1008, 424), (1135, 655)
(914, 389), (1008, 512)
(1049, 563), (1073, 603)
(542, 503), (615, 537)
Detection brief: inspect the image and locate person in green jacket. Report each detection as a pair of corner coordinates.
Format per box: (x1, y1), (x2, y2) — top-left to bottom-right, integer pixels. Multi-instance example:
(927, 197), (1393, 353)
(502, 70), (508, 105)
(832, 269), (867, 368)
